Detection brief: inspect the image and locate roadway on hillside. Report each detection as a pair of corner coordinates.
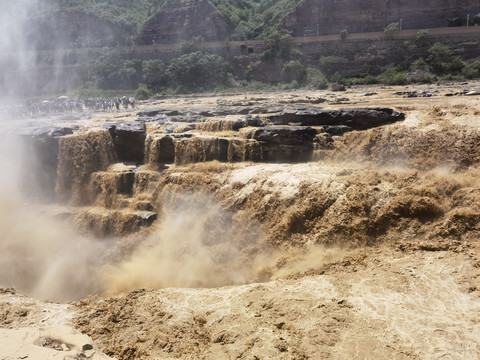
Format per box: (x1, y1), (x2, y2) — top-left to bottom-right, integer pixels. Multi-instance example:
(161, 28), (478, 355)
(4, 26), (480, 57)
(132, 26), (480, 53)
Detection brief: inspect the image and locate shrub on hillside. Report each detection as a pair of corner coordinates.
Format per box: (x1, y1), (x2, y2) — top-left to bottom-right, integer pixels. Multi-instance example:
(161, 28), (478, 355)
(261, 30), (301, 60)
(167, 52), (232, 91)
(377, 67), (409, 85)
(135, 86), (151, 100)
(318, 56), (342, 77)
(384, 22), (400, 39)
(462, 61), (480, 79)
(426, 43), (465, 75)
(92, 51), (142, 90)
(415, 29), (429, 47)
(142, 59), (168, 91)
(306, 68), (328, 89)
(282, 60), (307, 84)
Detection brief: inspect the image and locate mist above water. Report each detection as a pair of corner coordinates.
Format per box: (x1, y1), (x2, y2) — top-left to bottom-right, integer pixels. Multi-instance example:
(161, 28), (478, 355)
(0, 0), (100, 301)
(103, 194), (255, 294)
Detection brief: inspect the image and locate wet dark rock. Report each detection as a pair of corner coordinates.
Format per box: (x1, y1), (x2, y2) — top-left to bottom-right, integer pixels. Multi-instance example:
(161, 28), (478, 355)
(324, 125), (354, 135)
(271, 107), (404, 129)
(17, 126), (77, 202)
(137, 109), (162, 118)
(172, 133), (194, 139)
(165, 110), (181, 116)
(237, 107), (253, 115)
(138, 109), (193, 123)
(247, 116), (266, 127)
(271, 107), (329, 125)
(232, 118), (247, 131)
(331, 83), (346, 91)
(394, 90), (439, 97)
(249, 126), (318, 145)
(337, 108), (403, 129)
(331, 97), (350, 103)
(182, 114), (205, 123)
(26, 126), (76, 138)
(213, 107), (239, 116)
(246, 126), (318, 162)
(249, 106), (284, 114)
(105, 121), (146, 164)
(199, 110), (216, 117)
(135, 211), (157, 228)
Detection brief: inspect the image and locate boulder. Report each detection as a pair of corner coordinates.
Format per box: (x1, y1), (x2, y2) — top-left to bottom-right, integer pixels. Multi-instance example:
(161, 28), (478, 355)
(331, 83), (346, 91)
(249, 126), (318, 145)
(271, 108), (404, 129)
(247, 126), (318, 162)
(324, 125), (354, 135)
(105, 121), (146, 164)
(337, 108), (403, 129)
(135, 211), (158, 228)
(246, 116), (266, 127)
(17, 126), (77, 202)
(232, 118), (247, 131)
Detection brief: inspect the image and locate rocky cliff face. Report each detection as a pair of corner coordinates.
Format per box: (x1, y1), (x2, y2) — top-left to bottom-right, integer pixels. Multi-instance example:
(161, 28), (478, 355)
(138, 0), (231, 45)
(27, 11), (129, 49)
(283, 0), (480, 37)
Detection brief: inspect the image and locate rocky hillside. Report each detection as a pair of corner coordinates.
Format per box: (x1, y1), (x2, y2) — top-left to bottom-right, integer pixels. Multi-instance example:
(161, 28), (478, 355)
(283, 0), (480, 37)
(27, 11), (128, 49)
(138, 0), (231, 45)
(15, 0), (480, 49)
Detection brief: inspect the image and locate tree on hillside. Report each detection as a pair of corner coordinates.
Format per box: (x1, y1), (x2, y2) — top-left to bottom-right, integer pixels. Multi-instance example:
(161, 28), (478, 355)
(142, 59), (167, 91)
(261, 30), (300, 60)
(282, 60), (307, 84)
(384, 22), (400, 40)
(426, 43), (464, 75)
(167, 52), (231, 90)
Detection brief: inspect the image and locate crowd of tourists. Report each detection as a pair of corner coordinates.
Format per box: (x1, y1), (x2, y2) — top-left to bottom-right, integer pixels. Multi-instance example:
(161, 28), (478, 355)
(22, 96), (136, 116)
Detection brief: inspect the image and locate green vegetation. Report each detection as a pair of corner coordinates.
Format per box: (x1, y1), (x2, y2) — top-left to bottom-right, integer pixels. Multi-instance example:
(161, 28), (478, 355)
(135, 86), (151, 100)
(318, 56), (343, 77)
(384, 22), (400, 39)
(168, 52), (231, 91)
(426, 42), (464, 75)
(210, 0), (301, 40)
(29, 0), (302, 43)
(282, 60), (307, 84)
(32, 0), (167, 36)
(86, 38), (480, 94)
(305, 68), (328, 89)
(329, 42), (480, 86)
(91, 51), (232, 92)
(261, 30), (301, 60)
(415, 29), (429, 47)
